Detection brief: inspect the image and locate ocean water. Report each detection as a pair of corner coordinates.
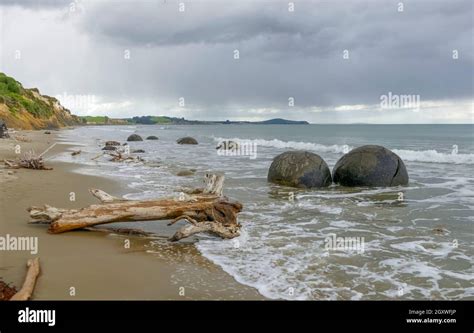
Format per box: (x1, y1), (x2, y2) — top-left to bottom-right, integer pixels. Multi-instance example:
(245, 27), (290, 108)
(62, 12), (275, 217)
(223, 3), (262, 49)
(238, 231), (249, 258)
(53, 124), (474, 300)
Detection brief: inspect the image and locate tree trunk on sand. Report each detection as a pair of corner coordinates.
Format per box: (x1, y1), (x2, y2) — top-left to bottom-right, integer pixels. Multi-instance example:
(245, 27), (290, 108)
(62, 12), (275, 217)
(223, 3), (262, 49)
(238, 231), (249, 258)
(28, 174), (242, 241)
(10, 258), (40, 301)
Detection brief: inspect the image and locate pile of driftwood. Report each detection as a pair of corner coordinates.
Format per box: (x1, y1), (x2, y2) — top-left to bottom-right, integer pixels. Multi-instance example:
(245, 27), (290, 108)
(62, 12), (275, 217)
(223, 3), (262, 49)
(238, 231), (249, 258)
(1, 258), (40, 301)
(91, 150), (144, 163)
(28, 174), (243, 241)
(4, 151), (52, 170)
(108, 151), (144, 163)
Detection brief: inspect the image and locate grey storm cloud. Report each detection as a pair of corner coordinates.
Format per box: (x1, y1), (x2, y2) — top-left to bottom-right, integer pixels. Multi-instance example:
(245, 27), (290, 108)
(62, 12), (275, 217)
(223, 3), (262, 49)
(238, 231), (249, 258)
(80, 1), (472, 54)
(0, 0), (70, 8)
(0, 0), (472, 122)
(85, 3), (303, 46)
(82, 0), (474, 103)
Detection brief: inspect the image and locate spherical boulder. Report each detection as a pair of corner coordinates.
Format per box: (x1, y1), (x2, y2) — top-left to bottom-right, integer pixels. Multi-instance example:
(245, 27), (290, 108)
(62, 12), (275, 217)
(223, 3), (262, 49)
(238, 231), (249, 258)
(146, 135), (158, 140)
(267, 151), (332, 188)
(333, 145), (408, 187)
(176, 170), (195, 176)
(105, 140), (121, 146)
(127, 134), (143, 142)
(177, 137), (198, 145)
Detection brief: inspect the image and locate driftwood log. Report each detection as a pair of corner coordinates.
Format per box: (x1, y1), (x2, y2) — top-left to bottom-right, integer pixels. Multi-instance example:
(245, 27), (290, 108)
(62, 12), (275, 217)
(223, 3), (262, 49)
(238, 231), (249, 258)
(4, 151), (52, 170)
(90, 151), (144, 163)
(108, 152), (144, 162)
(10, 258), (41, 301)
(28, 174), (242, 241)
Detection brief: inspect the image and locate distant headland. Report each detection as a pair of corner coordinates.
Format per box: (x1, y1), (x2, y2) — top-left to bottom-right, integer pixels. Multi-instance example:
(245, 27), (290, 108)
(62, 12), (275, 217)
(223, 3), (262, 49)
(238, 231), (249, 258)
(82, 116), (310, 126)
(0, 72), (309, 129)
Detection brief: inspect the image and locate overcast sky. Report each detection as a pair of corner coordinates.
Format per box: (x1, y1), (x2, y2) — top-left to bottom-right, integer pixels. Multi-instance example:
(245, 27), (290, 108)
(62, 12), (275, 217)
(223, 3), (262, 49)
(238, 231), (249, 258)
(0, 0), (472, 123)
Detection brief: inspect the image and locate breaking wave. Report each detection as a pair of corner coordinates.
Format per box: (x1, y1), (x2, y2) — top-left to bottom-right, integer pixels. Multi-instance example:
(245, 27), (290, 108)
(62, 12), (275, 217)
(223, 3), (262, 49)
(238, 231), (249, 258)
(213, 137), (474, 164)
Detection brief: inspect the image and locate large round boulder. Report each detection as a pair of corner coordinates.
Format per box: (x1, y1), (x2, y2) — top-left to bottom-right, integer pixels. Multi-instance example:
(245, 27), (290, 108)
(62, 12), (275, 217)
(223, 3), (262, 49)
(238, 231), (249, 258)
(267, 151), (332, 188)
(177, 137), (198, 145)
(127, 134), (143, 142)
(333, 145), (408, 187)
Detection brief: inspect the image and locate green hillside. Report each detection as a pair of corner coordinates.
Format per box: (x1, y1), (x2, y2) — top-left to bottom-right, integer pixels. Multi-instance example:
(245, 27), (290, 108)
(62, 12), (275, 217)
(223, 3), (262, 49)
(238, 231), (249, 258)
(0, 73), (82, 129)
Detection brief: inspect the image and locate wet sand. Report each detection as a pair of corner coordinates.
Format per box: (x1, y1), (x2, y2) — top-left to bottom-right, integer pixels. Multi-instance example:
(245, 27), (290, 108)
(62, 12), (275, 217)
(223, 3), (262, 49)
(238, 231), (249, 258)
(0, 130), (263, 300)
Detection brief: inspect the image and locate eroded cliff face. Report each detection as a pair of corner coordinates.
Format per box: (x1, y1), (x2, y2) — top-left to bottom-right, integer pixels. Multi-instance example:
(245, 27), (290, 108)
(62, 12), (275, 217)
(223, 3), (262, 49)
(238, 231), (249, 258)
(0, 73), (82, 130)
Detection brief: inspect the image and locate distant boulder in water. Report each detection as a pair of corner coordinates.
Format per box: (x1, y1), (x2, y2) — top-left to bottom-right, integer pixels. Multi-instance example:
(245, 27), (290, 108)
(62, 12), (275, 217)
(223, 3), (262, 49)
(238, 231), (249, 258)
(333, 145), (408, 187)
(268, 151), (332, 188)
(177, 137), (198, 145)
(146, 135), (159, 140)
(176, 169), (195, 176)
(105, 140), (121, 146)
(132, 149), (145, 153)
(127, 134), (143, 141)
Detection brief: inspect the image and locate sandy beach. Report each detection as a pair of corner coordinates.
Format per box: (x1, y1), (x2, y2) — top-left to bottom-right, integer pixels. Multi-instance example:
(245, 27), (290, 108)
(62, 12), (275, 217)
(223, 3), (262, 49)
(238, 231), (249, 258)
(0, 130), (263, 300)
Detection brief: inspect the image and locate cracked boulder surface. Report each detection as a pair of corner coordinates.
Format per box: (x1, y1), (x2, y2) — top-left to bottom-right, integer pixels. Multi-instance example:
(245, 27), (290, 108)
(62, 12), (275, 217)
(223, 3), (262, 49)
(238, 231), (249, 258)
(267, 151), (332, 188)
(333, 145), (408, 187)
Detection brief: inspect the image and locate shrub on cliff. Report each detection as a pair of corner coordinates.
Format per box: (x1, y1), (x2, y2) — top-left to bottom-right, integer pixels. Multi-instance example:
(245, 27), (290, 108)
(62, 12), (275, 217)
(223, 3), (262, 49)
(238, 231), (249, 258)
(0, 72), (82, 129)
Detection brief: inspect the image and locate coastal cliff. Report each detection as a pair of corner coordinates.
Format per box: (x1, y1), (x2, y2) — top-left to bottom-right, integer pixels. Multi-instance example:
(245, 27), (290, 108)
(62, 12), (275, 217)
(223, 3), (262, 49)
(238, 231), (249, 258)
(0, 73), (82, 130)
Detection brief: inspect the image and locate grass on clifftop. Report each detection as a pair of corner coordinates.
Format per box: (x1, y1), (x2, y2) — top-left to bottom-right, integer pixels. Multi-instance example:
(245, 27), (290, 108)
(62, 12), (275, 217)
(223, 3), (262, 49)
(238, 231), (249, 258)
(129, 116), (172, 124)
(82, 116), (109, 124)
(0, 72), (54, 118)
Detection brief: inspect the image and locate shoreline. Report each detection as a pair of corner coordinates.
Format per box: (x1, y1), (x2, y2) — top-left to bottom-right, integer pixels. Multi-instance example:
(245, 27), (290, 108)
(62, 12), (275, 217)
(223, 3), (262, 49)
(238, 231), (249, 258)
(0, 129), (264, 300)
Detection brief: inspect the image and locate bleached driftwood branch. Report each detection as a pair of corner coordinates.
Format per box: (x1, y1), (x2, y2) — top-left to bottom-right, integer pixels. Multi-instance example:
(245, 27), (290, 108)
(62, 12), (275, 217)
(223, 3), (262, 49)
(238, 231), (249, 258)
(10, 258), (41, 301)
(4, 151), (52, 170)
(28, 174), (242, 241)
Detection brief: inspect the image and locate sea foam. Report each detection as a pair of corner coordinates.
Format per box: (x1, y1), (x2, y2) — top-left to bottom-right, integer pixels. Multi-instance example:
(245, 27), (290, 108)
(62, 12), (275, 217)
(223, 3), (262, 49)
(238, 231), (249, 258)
(212, 136), (351, 153)
(213, 137), (474, 164)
